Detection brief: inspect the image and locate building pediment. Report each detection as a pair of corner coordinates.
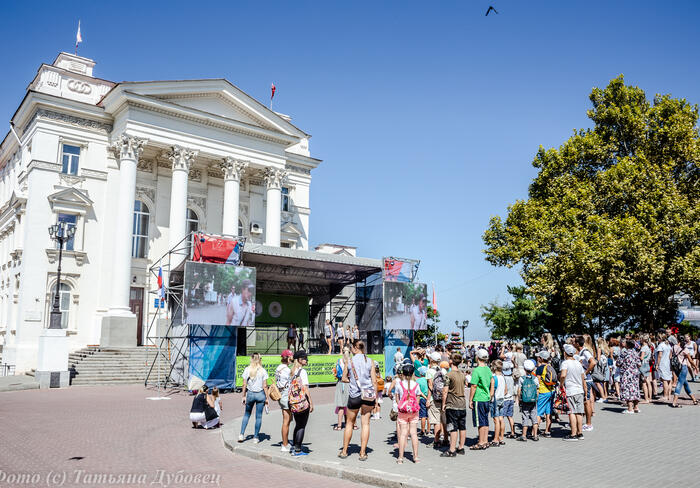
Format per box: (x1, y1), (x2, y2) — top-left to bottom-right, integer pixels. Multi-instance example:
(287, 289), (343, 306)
(47, 187), (93, 215)
(281, 221), (304, 238)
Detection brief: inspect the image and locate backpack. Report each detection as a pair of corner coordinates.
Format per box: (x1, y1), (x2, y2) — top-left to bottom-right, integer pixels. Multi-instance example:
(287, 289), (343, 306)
(670, 345), (682, 376)
(541, 365), (557, 388)
(288, 371), (309, 413)
(520, 375), (538, 403)
(333, 359), (343, 381)
(591, 358), (608, 382)
(431, 369), (445, 401)
(397, 381), (420, 414)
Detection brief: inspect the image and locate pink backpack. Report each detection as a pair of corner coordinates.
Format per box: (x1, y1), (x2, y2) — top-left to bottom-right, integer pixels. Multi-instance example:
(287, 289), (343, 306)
(397, 381), (420, 413)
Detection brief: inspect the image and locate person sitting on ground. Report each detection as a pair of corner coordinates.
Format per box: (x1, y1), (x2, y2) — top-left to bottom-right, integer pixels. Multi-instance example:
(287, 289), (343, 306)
(517, 359), (539, 442)
(561, 344), (586, 441)
(212, 387), (222, 425)
(189, 385), (208, 428)
(469, 348), (493, 450)
(441, 353), (467, 457)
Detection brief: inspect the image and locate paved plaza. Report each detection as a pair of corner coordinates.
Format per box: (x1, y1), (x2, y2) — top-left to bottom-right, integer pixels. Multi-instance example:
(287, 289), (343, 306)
(2, 383), (700, 488)
(224, 385), (700, 488)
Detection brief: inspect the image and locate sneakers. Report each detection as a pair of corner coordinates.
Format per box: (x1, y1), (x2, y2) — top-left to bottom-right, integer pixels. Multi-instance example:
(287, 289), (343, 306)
(563, 434), (578, 441)
(595, 398), (605, 403)
(252, 437), (260, 444)
(582, 424), (593, 431)
(237, 434), (244, 443)
(281, 445), (292, 452)
(622, 409), (634, 415)
(292, 450), (308, 457)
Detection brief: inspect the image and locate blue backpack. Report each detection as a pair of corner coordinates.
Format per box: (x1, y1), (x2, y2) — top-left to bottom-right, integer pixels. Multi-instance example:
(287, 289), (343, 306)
(333, 359), (343, 380)
(521, 375), (538, 403)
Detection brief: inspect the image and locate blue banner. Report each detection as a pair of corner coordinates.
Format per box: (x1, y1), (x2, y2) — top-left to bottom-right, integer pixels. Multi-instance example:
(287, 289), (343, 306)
(189, 325), (238, 389)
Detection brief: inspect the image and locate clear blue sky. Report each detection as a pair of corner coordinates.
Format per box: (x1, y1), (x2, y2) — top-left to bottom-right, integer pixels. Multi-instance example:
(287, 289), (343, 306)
(2, 1), (699, 340)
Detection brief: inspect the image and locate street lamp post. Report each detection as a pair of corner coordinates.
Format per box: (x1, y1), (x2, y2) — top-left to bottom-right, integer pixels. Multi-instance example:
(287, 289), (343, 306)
(459, 320), (469, 346)
(48, 222), (76, 329)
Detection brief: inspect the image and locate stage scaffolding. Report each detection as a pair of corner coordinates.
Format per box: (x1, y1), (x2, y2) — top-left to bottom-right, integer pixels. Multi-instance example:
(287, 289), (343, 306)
(143, 232), (246, 390)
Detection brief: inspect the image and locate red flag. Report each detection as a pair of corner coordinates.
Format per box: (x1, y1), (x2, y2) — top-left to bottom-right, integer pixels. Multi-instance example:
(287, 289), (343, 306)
(271, 83), (276, 100)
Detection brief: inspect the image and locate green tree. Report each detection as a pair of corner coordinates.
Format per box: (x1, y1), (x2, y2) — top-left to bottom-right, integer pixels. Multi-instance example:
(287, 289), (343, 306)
(481, 286), (549, 343)
(483, 76), (700, 335)
(414, 305), (446, 346)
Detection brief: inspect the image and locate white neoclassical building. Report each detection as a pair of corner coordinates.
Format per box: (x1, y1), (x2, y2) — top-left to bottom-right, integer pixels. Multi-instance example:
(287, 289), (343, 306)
(0, 52), (322, 373)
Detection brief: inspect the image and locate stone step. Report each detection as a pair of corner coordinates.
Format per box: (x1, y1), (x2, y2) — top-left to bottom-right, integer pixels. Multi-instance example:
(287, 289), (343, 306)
(69, 346), (168, 386)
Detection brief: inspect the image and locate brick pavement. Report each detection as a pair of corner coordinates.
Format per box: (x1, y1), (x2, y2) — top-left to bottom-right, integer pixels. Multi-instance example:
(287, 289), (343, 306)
(224, 383), (700, 488)
(0, 384), (363, 488)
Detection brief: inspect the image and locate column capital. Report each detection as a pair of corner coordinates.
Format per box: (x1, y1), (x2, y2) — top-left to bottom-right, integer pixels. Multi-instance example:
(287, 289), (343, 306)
(263, 167), (288, 190)
(168, 146), (198, 172)
(220, 157), (249, 182)
(109, 134), (147, 161)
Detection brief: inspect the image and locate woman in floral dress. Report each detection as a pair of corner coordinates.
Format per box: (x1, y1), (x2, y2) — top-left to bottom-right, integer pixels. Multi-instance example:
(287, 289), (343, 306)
(617, 339), (641, 414)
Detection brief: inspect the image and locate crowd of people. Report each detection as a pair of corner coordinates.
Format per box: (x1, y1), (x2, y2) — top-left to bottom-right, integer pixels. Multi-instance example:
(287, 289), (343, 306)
(190, 328), (700, 461)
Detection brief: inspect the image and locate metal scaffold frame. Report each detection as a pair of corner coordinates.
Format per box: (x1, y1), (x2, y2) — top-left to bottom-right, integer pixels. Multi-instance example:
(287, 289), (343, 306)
(144, 231), (246, 391)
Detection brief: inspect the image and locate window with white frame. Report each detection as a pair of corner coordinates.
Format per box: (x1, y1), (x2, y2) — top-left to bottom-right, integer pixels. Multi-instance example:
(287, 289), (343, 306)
(132, 200), (150, 258)
(61, 144), (81, 175)
(281, 187), (290, 212)
(50, 283), (71, 329)
(186, 208), (199, 256)
(57, 214), (77, 251)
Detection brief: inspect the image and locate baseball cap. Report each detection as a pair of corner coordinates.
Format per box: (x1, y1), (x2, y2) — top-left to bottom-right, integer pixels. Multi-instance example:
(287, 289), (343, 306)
(430, 351), (441, 362)
(281, 349), (293, 358)
(564, 344), (576, 356)
(293, 350), (308, 360)
(439, 361), (450, 370)
(417, 366), (428, 377)
(476, 349), (489, 360)
(536, 350), (551, 361)
(524, 359), (536, 371)
(502, 360), (514, 376)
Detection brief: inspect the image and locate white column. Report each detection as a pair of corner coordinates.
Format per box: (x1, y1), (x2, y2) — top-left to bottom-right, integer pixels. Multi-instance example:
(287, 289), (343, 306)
(109, 134), (147, 315)
(168, 146), (197, 258)
(264, 168), (287, 247)
(220, 157), (248, 236)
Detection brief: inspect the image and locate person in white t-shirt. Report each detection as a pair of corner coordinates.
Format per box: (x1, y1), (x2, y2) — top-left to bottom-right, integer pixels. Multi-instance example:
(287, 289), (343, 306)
(239, 353), (270, 443)
(655, 334), (673, 401)
(560, 344), (586, 441)
(276, 349), (294, 452)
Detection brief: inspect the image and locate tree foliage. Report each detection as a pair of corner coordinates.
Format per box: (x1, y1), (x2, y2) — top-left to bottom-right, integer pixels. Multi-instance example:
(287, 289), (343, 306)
(483, 76), (700, 335)
(414, 305), (446, 346)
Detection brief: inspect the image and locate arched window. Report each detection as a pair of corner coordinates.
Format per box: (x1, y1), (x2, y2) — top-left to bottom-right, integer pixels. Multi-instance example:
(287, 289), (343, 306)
(186, 208), (199, 256)
(132, 200), (150, 258)
(238, 219), (243, 237)
(51, 283), (71, 329)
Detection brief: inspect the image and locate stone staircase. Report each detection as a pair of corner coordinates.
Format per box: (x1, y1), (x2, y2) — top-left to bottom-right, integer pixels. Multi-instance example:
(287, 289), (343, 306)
(69, 346), (170, 386)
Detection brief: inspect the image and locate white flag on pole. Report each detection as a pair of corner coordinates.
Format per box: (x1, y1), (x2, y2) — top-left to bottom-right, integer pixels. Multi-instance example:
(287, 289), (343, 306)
(75, 20), (82, 54)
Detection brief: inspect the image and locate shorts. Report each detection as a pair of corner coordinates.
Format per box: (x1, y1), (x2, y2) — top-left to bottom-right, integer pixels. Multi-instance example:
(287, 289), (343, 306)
(537, 391), (554, 417)
(567, 393), (584, 414)
(335, 406), (347, 415)
(490, 398), (505, 418)
(585, 381), (594, 400)
(279, 393), (289, 410)
(502, 399), (514, 418)
(419, 397), (428, 418)
(445, 408), (467, 432)
(520, 402), (538, 427)
(428, 403), (446, 425)
(347, 395), (376, 410)
(397, 411), (419, 425)
(472, 401), (490, 428)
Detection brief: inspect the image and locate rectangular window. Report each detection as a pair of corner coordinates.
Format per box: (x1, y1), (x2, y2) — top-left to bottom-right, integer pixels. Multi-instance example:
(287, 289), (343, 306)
(61, 144), (81, 175)
(281, 242), (292, 248)
(57, 214), (77, 251)
(281, 187), (289, 212)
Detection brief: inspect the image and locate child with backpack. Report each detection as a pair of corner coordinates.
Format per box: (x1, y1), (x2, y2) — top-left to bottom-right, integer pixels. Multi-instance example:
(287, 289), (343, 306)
(535, 350), (557, 437)
(427, 357), (448, 448)
(490, 360), (507, 446)
(516, 359), (539, 442)
(395, 363), (425, 463)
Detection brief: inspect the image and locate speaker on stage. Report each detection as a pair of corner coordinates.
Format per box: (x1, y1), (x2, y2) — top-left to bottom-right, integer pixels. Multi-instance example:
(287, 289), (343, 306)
(366, 330), (382, 355)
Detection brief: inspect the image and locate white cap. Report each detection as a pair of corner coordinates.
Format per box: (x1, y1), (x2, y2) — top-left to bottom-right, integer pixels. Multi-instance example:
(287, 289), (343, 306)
(564, 344), (576, 356)
(505, 352), (513, 360)
(477, 349), (489, 360)
(430, 352), (441, 362)
(524, 359), (536, 372)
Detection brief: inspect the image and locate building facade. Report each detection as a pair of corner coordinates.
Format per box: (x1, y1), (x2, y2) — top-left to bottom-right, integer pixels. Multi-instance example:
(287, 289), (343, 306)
(0, 53), (320, 373)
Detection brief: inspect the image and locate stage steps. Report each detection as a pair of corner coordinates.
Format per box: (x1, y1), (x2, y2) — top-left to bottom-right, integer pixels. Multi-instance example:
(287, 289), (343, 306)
(69, 346), (170, 386)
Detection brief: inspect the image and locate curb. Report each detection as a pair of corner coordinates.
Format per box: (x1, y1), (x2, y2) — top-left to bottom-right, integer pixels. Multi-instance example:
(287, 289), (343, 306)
(221, 416), (425, 488)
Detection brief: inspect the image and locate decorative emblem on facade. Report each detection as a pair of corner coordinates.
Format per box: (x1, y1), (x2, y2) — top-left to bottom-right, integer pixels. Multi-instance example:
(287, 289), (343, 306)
(219, 157), (249, 182)
(137, 160), (153, 172)
(135, 186), (156, 205)
(25, 109), (112, 134)
(110, 134), (148, 161)
(58, 173), (84, 188)
(187, 195), (207, 213)
(67, 79), (92, 94)
(188, 168), (202, 181)
(263, 168), (288, 190)
(168, 146), (198, 172)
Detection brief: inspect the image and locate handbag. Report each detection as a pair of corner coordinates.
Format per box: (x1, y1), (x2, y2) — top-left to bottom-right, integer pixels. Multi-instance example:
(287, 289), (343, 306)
(350, 356), (376, 402)
(269, 383), (281, 401)
(670, 346), (682, 376)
